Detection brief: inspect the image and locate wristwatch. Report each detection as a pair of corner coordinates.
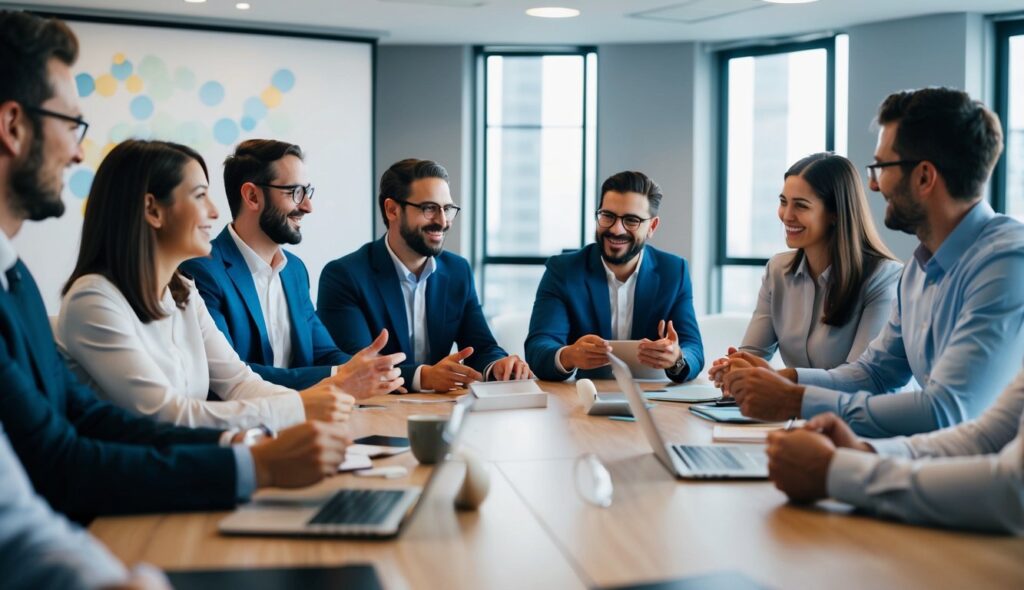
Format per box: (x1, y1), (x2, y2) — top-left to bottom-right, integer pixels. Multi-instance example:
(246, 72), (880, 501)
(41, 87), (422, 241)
(240, 423), (277, 446)
(669, 355), (687, 375)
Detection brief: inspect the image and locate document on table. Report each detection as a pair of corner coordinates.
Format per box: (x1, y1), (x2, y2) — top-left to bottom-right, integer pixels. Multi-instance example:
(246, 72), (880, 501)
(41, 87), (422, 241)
(711, 421), (804, 443)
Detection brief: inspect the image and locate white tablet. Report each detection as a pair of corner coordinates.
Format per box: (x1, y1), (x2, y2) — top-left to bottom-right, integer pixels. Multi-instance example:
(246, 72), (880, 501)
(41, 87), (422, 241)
(608, 340), (665, 380)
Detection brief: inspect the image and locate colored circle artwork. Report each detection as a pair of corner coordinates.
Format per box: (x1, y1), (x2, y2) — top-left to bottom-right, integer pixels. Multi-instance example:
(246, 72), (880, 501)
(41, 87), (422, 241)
(95, 74), (118, 97)
(109, 122), (134, 143)
(175, 121), (207, 147)
(213, 118), (239, 145)
(199, 81), (225, 106)
(174, 67), (196, 91)
(125, 74), (144, 94)
(76, 73), (95, 98)
(69, 168), (94, 199)
(271, 69), (295, 93)
(130, 96), (154, 120)
(260, 86), (282, 108)
(149, 76), (175, 101)
(111, 59), (133, 81)
(243, 96), (268, 121)
(138, 55), (168, 82)
(240, 116), (257, 132)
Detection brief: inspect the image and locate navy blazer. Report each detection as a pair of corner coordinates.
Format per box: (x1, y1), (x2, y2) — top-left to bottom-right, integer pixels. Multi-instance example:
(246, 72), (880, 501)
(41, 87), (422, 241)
(0, 260), (237, 522)
(180, 228), (350, 391)
(525, 244), (704, 382)
(317, 237), (507, 388)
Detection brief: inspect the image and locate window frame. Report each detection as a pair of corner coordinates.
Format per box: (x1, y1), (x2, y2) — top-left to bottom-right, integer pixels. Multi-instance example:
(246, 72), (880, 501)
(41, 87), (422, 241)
(992, 18), (1024, 214)
(715, 36), (838, 272)
(472, 46), (598, 310)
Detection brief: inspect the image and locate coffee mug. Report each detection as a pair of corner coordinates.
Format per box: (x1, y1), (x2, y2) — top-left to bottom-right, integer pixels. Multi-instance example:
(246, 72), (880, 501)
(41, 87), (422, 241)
(407, 414), (450, 464)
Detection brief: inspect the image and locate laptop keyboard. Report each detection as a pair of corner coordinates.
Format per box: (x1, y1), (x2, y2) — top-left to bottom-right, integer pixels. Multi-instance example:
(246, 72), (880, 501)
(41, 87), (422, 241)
(308, 489), (406, 526)
(672, 445), (750, 473)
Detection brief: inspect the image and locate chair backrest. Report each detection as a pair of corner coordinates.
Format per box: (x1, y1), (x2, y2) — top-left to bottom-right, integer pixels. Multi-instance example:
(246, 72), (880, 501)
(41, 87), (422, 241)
(489, 311), (532, 359)
(696, 312), (784, 378)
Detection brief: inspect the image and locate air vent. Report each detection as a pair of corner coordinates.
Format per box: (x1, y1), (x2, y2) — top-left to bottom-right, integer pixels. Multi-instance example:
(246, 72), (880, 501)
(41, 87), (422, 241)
(630, 0), (769, 24)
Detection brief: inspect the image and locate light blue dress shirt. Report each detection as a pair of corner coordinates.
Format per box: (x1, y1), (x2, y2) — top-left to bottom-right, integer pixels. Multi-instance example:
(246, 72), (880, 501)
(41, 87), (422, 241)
(797, 201), (1024, 437)
(0, 424), (127, 589)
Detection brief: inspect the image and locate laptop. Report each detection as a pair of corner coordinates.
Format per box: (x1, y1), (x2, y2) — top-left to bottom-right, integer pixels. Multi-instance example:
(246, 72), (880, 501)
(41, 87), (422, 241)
(609, 354), (768, 479)
(219, 396), (472, 538)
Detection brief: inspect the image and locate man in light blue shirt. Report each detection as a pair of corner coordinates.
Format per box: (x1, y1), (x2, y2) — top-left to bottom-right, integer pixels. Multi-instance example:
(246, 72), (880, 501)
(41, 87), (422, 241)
(723, 87), (1024, 437)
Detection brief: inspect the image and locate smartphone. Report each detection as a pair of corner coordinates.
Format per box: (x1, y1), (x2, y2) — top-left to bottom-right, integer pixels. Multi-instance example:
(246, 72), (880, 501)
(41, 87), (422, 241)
(354, 435), (410, 447)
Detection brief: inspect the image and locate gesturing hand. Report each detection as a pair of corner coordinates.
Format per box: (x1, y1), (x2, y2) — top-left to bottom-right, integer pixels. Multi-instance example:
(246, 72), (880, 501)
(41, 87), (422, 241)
(420, 347), (483, 391)
(559, 334), (612, 371)
(332, 329), (406, 398)
(491, 354), (533, 381)
(297, 381), (355, 422)
(637, 319), (682, 370)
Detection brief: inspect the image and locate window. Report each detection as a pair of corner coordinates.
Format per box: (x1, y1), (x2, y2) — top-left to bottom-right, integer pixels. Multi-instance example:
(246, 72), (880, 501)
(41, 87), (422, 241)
(716, 35), (848, 313)
(994, 19), (1024, 219)
(475, 48), (597, 318)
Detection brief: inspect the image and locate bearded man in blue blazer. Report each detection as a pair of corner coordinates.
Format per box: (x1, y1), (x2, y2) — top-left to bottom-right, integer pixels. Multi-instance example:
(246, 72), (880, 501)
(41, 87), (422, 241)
(318, 159), (531, 392)
(181, 140), (404, 395)
(526, 171), (704, 382)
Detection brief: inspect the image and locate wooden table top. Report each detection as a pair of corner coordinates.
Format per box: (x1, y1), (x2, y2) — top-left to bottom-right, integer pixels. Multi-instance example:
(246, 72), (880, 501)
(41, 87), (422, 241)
(90, 380), (1024, 589)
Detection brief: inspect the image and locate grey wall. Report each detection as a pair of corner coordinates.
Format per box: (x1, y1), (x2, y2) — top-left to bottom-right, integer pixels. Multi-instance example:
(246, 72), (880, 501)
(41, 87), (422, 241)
(846, 13), (986, 261)
(375, 45), (473, 256)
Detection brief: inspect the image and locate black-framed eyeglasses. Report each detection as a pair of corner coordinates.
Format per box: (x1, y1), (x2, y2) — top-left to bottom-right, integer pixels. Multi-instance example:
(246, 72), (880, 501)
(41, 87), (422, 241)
(595, 209), (651, 231)
(24, 106), (89, 144)
(865, 159), (922, 183)
(258, 183), (314, 204)
(400, 201), (461, 222)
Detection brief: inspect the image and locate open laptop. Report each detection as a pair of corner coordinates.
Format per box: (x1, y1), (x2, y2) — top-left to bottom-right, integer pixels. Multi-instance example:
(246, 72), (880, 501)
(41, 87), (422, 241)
(609, 354), (767, 479)
(219, 396), (472, 538)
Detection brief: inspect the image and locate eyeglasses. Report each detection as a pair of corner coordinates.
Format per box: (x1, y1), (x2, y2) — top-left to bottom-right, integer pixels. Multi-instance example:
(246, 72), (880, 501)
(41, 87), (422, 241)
(400, 201), (461, 222)
(865, 159), (922, 183)
(595, 209), (651, 231)
(24, 106), (89, 144)
(258, 183), (314, 204)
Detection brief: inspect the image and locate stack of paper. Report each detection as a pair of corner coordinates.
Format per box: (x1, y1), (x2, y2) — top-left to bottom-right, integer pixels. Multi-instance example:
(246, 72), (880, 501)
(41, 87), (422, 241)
(711, 422), (800, 443)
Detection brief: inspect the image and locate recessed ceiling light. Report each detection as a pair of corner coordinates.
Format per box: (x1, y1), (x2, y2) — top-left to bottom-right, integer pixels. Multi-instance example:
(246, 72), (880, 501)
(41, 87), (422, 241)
(762, 0), (819, 4)
(184, 0), (206, 4)
(236, 2), (251, 9)
(526, 7), (580, 19)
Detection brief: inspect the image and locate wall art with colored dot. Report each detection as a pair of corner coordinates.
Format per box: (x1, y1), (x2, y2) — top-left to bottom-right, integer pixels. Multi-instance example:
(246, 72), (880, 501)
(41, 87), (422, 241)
(17, 18), (374, 313)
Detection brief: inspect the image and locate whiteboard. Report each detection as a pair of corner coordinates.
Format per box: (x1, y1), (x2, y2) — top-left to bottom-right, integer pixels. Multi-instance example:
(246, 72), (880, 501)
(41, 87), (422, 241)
(15, 18), (374, 313)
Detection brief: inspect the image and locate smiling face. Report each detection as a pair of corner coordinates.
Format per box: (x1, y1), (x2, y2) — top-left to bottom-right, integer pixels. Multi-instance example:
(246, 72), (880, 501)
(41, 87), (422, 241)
(595, 190), (659, 265)
(870, 122), (926, 235)
(395, 177), (453, 257)
(153, 158), (218, 262)
(258, 154), (311, 245)
(778, 174), (833, 251)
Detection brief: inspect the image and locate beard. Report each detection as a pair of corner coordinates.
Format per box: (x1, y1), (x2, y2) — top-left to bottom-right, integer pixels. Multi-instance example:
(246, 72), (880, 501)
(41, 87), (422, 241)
(883, 176), (926, 236)
(259, 198), (303, 245)
(598, 229), (644, 265)
(9, 127), (66, 221)
(399, 215), (447, 258)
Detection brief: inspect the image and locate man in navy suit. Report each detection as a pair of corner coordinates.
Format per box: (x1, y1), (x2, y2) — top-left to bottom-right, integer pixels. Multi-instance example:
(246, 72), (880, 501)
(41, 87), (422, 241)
(526, 171), (704, 382)
(318, 159), (531, 392)
(181, 139), (404, 394)
(0, 10), (349, 523)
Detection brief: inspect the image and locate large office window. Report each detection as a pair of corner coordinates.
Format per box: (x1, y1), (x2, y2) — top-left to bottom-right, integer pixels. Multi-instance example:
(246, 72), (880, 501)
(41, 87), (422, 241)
(476, 48), (597, 318)
(716, 36), (847, 313)
(995, 19), (1024, 219)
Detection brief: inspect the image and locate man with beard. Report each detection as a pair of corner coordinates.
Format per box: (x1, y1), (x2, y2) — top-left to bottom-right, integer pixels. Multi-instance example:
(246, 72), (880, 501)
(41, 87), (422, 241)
(720, 88), (1024, 438)
(525, 171), (704, 382)
(318, 158), (530, 392)
(181, 139), (404, 394)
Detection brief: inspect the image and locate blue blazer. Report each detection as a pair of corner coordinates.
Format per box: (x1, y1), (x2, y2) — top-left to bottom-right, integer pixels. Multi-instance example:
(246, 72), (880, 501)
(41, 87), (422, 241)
(525, 244), (704, 382)
(180, 228), (351, 391)
(0, 260), (236, 522)
(317, 237), (507, 388)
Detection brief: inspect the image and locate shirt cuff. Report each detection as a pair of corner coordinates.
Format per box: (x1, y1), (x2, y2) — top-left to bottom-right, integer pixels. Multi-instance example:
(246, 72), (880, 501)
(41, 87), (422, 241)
(865, 436), (915, 458)
(796, 367), (833, 388)
(331, 365), (339, 377)
(219, 429), (239, 447)
(232, 445), (257, 501)
(826, 447), (885, 507)
(553, 346), (575, 376)
(413, 365), (431, 392)
(484, 360), (497, 381)
(800, 385), (843, 419)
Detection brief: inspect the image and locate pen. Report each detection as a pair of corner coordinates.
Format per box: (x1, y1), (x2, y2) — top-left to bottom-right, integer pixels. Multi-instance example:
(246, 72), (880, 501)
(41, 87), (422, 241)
(784, 417), (796, 431)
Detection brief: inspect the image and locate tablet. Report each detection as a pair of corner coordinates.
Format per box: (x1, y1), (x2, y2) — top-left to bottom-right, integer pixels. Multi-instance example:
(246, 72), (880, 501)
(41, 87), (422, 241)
(608, 340), (665, 380)
(645, 384), (722, 403)
(688, 404), (765, 424)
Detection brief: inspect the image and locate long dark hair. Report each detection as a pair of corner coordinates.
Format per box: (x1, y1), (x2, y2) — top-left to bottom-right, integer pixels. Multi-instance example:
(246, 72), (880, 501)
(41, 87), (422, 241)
(64, 139), (208, 323)
(785, 152), (897, 327)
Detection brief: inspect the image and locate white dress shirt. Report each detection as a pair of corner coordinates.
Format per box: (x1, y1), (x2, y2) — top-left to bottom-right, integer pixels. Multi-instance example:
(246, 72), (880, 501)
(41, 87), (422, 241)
(555, 250), (645, 374)
(826, 365), (1024, 534)
(227, 224), (292, 369)
(56, 274), (305, 431)
(384, 235), (435, 391)
(0, 226), (16, 290)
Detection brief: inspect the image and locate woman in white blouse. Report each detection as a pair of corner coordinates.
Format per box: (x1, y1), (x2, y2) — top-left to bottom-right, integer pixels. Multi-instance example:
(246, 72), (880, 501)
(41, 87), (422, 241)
(711, 153), (902, 382)
(56, 140), (371, 431)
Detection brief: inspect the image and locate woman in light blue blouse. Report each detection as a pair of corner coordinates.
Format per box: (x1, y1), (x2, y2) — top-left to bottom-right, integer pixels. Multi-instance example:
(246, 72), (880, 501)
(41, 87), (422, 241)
(712, 153), (902, 379)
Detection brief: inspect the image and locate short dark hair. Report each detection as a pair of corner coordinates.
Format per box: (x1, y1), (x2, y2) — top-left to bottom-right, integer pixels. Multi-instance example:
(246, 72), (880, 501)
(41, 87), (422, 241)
(599, 171), (663, 216)
(378, 158), (449, 228)
(223, 139), (304, 218)
(64, 140), (209, 323)
(877, 87), (1003, 200)
(0, 11), (78, 111)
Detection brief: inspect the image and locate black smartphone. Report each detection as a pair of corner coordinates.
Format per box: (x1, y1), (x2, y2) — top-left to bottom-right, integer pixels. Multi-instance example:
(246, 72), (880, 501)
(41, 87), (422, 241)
(354, 435), (410, 447)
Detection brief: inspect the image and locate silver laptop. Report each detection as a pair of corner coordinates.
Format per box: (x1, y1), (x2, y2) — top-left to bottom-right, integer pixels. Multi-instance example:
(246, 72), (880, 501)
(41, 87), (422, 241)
(609, 354), (767, 479)
(219, 396), (472, 538)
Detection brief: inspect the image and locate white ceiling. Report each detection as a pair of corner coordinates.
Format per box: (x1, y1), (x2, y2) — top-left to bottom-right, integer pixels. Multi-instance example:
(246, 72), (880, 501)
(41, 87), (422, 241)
(6, 0), (1024, 45)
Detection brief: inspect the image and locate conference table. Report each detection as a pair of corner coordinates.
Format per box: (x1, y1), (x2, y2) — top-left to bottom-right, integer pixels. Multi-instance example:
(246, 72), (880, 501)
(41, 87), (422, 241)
(90, 380), (1024, 589)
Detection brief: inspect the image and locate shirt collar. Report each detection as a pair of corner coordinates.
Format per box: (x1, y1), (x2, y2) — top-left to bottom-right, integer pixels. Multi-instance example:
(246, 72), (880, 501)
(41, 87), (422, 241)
(384, 234), (435, 284)
(227, 224), (287, 277)
(916, 199), (995, 273)
(0, 229), (18, 275)
(789, 254), (831, 285)
(602, 248), (645, 287)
